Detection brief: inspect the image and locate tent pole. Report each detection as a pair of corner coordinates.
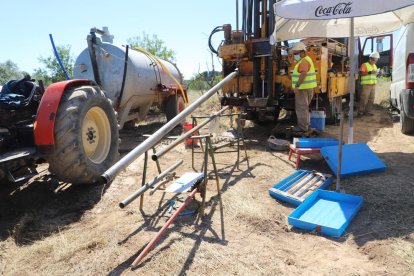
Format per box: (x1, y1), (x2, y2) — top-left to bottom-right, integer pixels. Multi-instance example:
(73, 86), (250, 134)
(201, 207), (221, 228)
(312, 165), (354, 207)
(348, 17), (356, 144)
(337, 112), (344, 192)
(236, 0), (239, 31)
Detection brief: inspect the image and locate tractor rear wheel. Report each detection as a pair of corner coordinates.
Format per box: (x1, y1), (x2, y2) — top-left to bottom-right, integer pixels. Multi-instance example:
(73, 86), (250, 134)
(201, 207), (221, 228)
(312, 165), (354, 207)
(164, 95), (185, 122)
(46, 86), (119, 184)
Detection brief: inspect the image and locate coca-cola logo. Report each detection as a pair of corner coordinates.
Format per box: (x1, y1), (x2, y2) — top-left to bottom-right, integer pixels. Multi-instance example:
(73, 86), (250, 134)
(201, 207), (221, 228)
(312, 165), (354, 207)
(315, 2), (352, 17)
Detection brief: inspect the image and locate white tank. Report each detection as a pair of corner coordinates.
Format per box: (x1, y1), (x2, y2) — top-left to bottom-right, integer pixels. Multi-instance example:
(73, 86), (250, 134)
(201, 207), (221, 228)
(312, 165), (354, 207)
(73, 31), (183, 127)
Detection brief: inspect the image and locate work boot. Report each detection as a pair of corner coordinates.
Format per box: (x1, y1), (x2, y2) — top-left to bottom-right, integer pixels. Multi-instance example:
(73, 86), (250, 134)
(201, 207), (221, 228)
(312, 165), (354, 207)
(308, 127), (317, 133)
(292, 126), (306, 132)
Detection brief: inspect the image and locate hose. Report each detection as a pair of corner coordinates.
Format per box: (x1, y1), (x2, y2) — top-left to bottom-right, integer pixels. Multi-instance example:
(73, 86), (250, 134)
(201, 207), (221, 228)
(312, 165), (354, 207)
(134, 47), (188, 104)
(117, 45), (129, 111)
(208, 26), (224, 55)
(49, 34), (70, 80)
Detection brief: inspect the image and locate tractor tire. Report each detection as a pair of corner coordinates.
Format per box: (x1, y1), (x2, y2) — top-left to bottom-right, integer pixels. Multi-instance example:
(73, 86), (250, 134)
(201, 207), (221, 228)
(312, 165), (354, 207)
(164, 95), (185, 122)
(400, 106), (414, 134)
(46, 86), (119, 184)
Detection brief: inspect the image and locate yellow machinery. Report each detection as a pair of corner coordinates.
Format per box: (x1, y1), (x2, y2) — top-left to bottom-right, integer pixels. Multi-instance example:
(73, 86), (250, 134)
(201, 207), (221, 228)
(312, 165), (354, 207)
(209, 0), (352, 121)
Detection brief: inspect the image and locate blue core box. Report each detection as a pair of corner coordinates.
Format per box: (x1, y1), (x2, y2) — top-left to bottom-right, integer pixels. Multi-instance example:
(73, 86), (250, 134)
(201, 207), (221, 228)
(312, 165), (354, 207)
(288, 190), (364, 237)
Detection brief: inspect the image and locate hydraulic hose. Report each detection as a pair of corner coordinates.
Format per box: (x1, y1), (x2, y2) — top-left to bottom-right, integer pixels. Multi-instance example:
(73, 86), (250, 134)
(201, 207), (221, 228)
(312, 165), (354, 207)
(208, 26), (224, 55)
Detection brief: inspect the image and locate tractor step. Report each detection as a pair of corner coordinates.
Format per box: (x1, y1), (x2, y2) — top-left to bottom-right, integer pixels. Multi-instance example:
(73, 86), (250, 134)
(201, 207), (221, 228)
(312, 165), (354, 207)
(8, 168), (38, 183)
(0, 147), (36, 164)
(0, 147), (38, 183)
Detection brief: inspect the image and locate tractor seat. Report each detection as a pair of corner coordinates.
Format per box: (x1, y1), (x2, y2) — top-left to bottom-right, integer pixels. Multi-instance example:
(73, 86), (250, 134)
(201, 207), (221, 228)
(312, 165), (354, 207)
(0, 76), (38, 109)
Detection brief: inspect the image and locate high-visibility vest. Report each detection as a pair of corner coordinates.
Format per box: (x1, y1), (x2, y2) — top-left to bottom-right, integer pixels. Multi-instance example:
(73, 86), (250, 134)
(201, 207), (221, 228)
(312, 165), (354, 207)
(292, 56), (317, 90)
(360, 62), (378, 85)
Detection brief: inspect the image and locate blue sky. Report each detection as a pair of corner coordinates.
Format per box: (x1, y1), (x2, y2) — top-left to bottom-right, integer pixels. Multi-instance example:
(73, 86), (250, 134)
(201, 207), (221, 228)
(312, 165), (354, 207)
(0, 1), (400, 80)
(0, 0), (237, 79)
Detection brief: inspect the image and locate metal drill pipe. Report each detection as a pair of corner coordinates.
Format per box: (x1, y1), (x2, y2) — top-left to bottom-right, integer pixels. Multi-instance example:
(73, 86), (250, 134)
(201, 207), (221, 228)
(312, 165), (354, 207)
(119, 160), (183, 208)
(151, 106), (229, 161)
(149, 178), (172, 196)
(101, 71), (238, 184)
(191, 112), (241, 119)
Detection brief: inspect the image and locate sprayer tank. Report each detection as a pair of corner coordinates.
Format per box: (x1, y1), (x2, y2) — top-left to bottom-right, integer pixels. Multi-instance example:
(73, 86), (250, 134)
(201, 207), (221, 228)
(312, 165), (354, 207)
(73, 41), (182, 126)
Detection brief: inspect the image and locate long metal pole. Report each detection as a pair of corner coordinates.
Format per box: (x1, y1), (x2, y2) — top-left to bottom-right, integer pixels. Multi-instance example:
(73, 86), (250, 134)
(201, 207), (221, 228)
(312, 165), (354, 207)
(236, 0), (239, 31)
(348, 17), (355, 144)
(151, 107), (229, 161)
(131, 187), (199, 269)
(119, 160), (183, 208)
(336, 112), (344, 192)
(101, 71), (238, 184)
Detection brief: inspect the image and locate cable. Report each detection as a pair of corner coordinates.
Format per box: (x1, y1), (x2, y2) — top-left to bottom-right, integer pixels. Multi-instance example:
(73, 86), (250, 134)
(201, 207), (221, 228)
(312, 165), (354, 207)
(208, 26), (224, 55)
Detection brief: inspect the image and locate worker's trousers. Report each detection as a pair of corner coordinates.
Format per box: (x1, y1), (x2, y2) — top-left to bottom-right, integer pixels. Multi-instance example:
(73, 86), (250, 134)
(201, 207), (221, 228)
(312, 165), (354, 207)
(358, 84), (376, 114)
(295, 89), (314, 131)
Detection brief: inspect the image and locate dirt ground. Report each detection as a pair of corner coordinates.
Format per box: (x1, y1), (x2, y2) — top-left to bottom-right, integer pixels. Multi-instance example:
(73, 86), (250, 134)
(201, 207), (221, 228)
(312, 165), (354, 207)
(0, 88), (413, 275)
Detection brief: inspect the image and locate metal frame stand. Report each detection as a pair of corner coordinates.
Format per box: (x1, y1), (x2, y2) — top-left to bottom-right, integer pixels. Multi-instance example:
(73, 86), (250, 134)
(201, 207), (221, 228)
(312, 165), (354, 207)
(194, 134), (222, 223)
(139, 147), (163, 210)
(130, 134), (222, 268)
(190, 111), (249, 171)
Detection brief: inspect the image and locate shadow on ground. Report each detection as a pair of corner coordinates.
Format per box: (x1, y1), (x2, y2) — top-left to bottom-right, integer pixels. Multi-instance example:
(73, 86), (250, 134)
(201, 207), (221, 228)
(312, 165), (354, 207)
(284, 151), (414, 247)
(0, 121), (178, 246)
(0, 176), (109, 245)
(344, 152), (414, 246)
(109, 160), (260, 275)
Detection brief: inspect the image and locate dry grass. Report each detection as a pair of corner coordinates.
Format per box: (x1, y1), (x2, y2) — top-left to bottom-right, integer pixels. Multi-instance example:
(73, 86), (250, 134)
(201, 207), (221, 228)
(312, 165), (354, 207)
(1, 82), (414, 275)
(3, 225), (108, 274)
(187, 89), (222, 114)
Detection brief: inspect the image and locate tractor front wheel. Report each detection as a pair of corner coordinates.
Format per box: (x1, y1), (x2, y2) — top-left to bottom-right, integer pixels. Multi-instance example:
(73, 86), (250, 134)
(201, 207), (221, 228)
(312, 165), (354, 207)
(46, 86), (119, 184)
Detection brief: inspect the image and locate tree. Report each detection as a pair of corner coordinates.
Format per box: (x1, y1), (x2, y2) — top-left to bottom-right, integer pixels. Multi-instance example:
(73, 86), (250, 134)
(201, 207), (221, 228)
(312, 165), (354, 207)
(0, 60), (24, 84)
(186, 70), (222, 92)
(33, 45), (74, 86)
(127, 33), (176, 62)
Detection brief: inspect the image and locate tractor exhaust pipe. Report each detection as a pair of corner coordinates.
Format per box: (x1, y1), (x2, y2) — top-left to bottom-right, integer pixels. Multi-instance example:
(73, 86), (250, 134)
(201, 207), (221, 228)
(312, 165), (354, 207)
(101, 70), (238, 184)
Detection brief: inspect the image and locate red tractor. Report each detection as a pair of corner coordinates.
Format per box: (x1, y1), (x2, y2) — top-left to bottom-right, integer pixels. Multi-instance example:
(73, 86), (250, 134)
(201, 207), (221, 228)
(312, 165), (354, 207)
(0, 28), (187, 185)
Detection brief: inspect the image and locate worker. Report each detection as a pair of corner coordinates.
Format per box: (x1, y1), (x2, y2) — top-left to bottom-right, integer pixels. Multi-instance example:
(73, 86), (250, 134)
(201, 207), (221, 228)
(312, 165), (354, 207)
(358, 52), (380, 116)
(291, 42), (318, 132)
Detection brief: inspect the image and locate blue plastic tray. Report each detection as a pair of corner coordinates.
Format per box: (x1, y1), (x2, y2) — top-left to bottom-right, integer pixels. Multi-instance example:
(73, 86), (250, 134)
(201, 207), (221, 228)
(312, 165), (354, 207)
(268, 170), (332, 206)
(288, 190), (364, 237)
(293, 138), (339, 149)
(321, 143), (386, 178)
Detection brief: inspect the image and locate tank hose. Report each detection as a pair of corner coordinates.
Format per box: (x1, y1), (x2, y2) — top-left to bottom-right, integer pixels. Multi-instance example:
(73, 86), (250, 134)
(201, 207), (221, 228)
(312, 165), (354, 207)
(134, 47), (188, 104)
(117, 45), (129, 111)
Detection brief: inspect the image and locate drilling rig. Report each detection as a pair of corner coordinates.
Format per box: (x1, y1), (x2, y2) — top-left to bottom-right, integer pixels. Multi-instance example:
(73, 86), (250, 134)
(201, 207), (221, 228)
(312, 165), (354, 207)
(209, 0), (351, 122)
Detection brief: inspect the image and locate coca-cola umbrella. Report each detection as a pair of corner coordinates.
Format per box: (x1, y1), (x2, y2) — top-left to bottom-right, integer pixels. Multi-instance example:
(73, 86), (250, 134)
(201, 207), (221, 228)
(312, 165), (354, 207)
(272, 0), (414, 190)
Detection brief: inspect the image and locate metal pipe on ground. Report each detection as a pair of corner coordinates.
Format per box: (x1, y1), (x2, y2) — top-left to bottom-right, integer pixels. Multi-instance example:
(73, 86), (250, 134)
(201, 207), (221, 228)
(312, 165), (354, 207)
(191, 112), (241, 119)
(101, 71), (238, 184)
(149, 178), (172, 196)
(131, 187), (199, 269)
(151, 106), (229, 161)
(119, 160), (183, 208)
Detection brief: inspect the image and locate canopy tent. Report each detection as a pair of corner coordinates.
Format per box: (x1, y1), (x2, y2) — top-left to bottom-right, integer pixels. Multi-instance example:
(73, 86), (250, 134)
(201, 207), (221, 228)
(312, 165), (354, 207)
(273, 1), (414, 41)
(272, 0), (414, 191)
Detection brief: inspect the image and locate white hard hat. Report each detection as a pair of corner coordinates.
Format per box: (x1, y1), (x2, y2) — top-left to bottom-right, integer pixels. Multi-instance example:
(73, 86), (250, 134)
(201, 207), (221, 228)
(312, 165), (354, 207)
(292, 42), (307, 52)
(369, 52), (380, 59)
